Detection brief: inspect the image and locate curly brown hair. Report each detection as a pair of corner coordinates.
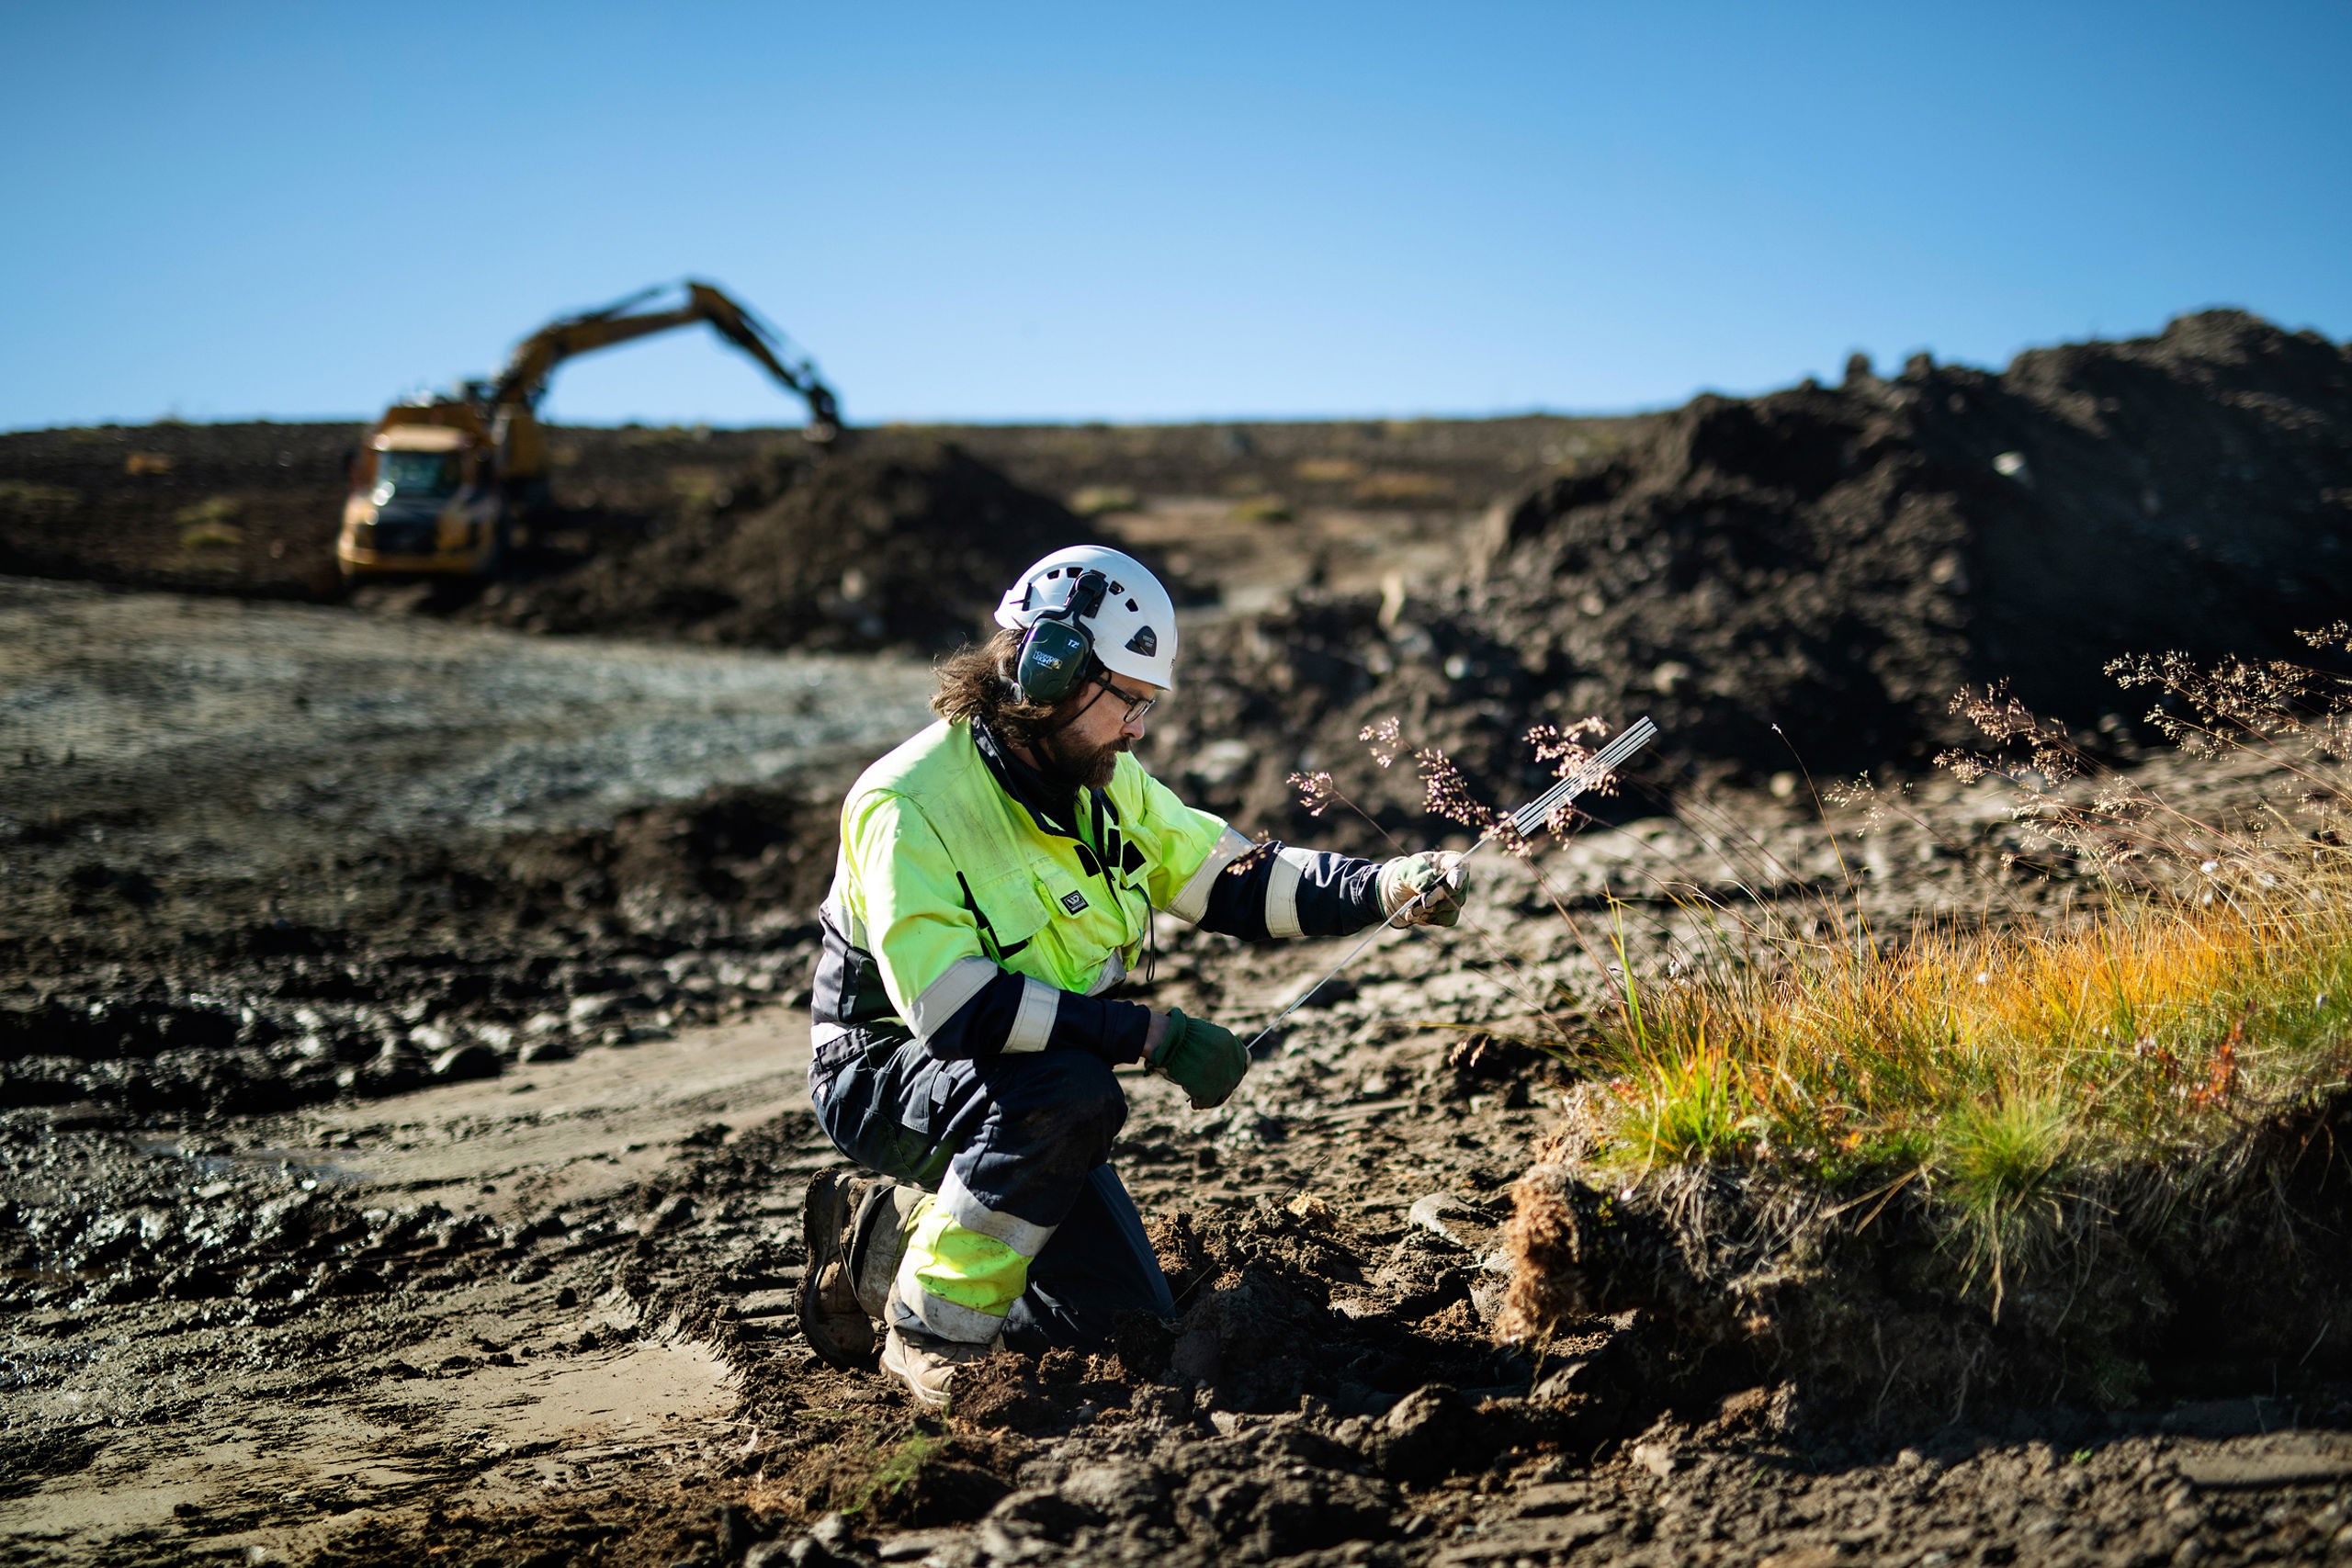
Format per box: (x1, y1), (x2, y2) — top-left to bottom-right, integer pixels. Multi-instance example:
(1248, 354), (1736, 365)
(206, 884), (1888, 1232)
(931, 628), (1072, 750)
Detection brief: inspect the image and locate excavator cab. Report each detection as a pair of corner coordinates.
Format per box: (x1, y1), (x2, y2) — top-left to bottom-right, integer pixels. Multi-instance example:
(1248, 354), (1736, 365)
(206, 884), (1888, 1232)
(371, 447), (460, 507)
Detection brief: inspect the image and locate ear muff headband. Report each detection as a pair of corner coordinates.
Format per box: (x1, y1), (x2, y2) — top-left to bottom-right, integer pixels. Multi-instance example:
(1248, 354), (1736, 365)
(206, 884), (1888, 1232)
(1015, 570), (1109, 704)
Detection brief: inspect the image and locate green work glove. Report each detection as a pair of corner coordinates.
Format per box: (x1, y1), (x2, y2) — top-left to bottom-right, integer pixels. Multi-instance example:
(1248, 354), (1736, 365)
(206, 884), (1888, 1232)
(1377, 851), (1468, 927)
(1148, 1008), (1250, 1111)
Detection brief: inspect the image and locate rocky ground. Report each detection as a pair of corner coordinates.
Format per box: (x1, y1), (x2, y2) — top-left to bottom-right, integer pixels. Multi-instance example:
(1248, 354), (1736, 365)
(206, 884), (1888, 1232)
(4, 578), (2347, 1564)
(7, 903), (2351, 1568)
(6, 312), (2351, 1563)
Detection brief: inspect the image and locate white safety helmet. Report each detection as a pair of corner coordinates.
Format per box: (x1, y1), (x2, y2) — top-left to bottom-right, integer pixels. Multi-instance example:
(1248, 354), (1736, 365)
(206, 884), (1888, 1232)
(994, 546), (1179, 689)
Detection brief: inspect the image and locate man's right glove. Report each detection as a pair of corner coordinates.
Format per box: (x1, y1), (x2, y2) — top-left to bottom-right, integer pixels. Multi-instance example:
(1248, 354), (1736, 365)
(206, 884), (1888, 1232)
(1377, 851), (1468, 927)
(1148, 1008), (1250, 1110)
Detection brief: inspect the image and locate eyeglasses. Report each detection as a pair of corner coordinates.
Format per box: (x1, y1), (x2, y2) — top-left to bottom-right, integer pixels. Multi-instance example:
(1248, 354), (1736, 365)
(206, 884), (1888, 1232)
(1091, 670), (1159, 725)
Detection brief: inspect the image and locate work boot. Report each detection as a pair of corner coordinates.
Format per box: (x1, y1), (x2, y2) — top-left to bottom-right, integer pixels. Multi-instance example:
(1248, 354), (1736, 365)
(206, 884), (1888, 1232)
(798, 1171), (924, 1370)
(878, 1325), (1001, 1412)
(798, 1171), (884, 1368)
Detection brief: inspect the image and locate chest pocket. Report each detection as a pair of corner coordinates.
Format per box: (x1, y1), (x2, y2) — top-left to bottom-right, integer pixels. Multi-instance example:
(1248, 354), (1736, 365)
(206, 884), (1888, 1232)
(959, 865), (1050, 966)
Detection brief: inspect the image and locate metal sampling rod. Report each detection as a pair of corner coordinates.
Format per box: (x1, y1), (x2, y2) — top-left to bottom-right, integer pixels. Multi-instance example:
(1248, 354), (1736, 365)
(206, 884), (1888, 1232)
(1239, 715), (1659, 1054)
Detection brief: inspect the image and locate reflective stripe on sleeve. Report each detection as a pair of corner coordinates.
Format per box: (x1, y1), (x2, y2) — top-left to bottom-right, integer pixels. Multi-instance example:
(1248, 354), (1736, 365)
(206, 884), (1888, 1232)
(938, 1168), (1055, 1258)
(1165, 826), (1256, 924)
(906, 953), (999, 1042)
(1001, 976), (1059, 1054)
(1264, 845), (1317, 939)
(822, 892), (869, 951)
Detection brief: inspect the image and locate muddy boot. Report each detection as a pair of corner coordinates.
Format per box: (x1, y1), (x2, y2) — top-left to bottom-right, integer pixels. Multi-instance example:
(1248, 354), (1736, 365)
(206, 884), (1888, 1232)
(879, 1325), (1002, 1412)
(797, 1172), (922, 1369)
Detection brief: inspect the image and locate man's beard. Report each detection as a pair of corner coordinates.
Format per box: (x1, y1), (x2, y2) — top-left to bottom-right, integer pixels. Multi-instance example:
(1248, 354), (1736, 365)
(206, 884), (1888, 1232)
(1036, 729), (1131, 790)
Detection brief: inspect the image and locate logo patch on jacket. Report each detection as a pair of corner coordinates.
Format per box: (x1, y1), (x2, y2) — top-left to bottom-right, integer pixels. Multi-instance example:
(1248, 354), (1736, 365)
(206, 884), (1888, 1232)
(1059, 890), (1090, 915)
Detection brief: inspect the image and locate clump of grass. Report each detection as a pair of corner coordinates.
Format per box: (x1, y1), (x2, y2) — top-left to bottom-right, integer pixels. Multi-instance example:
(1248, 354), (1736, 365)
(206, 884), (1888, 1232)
(175, 495), (243, 548)
(1230, 493), (1293, 524)
(1577, 631), (2352, 1293)
(1068, 484), (1139, 516)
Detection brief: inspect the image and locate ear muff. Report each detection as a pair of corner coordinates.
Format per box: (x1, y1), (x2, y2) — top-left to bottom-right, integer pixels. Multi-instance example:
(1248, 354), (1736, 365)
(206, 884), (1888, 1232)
(1015, 570), (1109, 704)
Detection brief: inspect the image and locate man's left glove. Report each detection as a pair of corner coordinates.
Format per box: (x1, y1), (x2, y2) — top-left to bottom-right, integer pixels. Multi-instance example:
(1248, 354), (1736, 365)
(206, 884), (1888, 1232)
(1148, 1009), (1250, 1110)
(1376, 852), (1468, 927)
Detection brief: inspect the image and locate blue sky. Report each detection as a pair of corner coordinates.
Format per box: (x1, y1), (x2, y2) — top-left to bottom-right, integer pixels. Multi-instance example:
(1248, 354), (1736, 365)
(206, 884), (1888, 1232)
(4, 2), (2347, 429)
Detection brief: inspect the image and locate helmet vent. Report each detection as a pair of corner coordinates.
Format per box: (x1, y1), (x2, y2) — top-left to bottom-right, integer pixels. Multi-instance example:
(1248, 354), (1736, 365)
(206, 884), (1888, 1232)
(1125, 598), (1139, 612)
(1125, 626), (1158, 657)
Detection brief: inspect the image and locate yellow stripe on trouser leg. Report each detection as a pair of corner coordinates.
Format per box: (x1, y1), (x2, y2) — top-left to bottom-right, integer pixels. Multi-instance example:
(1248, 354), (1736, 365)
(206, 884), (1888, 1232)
(891, 1194), (1033, 1344)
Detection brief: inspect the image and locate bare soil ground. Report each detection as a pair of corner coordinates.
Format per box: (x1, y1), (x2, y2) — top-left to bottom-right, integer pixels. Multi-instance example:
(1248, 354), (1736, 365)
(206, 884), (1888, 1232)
(4, 580), (2346, 1567)
(6, 312), (2351, 1564)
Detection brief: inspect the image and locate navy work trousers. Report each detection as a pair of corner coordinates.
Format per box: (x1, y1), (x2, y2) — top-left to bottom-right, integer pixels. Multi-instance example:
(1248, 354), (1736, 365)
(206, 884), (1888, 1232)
(808, 1032), (1175, 1351)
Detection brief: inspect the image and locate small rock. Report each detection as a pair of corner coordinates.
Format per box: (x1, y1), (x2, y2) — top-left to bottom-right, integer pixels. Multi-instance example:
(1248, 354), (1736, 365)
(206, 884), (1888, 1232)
(1059, 1461), (1170, 1520)
(1630, 1440), (1678, 1479)
(430, 1043), (502, 1081)
(715, 1504), (753, 1558)
(1367, 1383), (1478, 1483)
(1532, 1361), (1593, 1403)
(1406, 1191), (1493, 1251)
(641, 1194), (696, 1234)
(517, 1037), (572, 1064)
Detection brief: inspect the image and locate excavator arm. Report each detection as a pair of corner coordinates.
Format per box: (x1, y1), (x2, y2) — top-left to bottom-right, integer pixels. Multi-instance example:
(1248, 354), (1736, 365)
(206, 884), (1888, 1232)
(489, 279), (842, 438)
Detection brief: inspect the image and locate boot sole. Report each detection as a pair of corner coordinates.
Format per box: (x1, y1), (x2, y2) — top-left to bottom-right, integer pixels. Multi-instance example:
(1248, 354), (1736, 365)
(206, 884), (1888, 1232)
(797, 1170), (878, 1369)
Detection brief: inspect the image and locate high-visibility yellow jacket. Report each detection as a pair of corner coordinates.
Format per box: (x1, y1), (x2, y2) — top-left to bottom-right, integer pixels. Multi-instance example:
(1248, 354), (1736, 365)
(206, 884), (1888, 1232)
(812, 718), (1258, 1063)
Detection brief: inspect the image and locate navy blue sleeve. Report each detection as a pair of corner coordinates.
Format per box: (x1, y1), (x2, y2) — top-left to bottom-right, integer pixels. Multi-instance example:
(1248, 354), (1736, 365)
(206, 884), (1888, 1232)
(1200, 842), (1385, 941)
(920, 967), (1152, 1065)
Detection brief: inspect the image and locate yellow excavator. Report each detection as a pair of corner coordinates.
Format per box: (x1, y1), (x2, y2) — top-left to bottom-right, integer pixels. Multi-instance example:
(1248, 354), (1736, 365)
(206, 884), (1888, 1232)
(337, 280), (840, 581)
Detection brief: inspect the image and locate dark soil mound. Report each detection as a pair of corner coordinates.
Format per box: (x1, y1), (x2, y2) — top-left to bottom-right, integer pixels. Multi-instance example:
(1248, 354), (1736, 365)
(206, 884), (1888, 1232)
(470, 440), (1107, 651)
(1149, 310), (2352, 844)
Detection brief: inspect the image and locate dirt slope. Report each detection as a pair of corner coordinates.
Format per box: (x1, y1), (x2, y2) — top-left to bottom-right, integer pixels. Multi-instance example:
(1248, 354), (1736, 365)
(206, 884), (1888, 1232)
(1148, 310), (2352, 847)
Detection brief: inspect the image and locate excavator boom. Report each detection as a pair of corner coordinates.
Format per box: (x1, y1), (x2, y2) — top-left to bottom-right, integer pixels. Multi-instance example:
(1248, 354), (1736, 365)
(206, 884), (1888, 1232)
(489, 279), (841, 436)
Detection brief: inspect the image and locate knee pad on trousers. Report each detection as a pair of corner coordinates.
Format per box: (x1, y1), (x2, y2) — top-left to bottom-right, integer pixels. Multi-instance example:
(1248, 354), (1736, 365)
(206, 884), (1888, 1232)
(850, 1180), (926, 1322)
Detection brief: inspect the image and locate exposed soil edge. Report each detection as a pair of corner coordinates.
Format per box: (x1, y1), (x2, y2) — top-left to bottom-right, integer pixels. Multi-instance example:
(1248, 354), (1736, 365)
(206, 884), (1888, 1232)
(1501, 1089), (2352, 1425)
